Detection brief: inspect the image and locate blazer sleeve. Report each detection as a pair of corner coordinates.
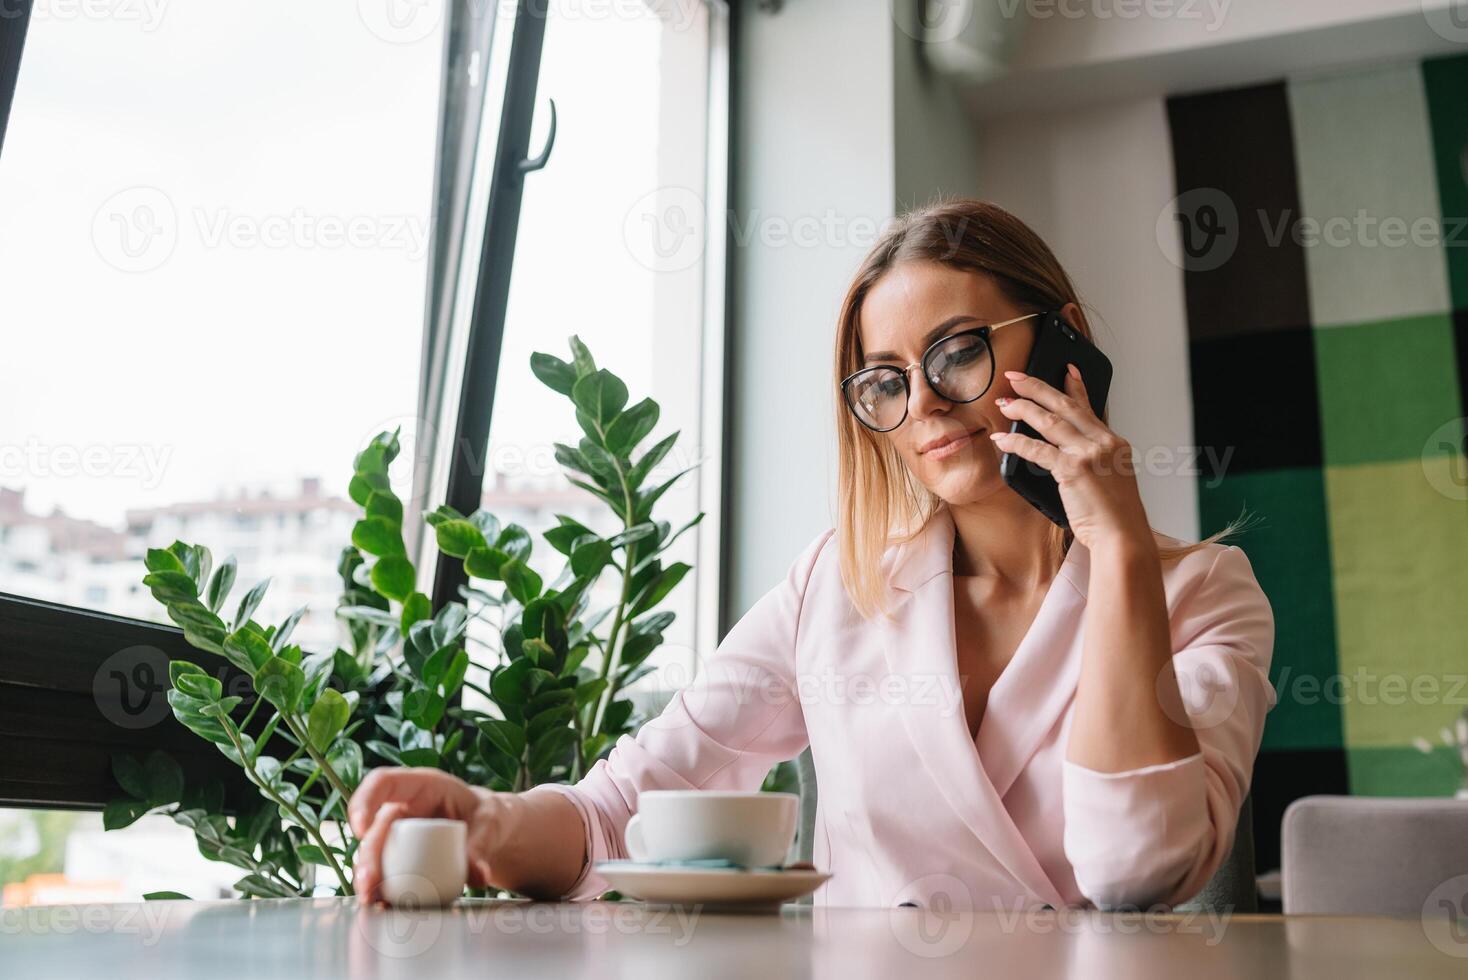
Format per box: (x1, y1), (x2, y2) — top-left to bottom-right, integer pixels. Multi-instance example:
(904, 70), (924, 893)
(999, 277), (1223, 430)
(1060, 543), (1276, 909)
(533, 528), (832, 900)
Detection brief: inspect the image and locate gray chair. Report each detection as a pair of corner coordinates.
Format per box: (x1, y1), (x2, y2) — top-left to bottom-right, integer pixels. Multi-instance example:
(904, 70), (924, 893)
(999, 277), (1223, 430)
(792, 746), (1257, 911)
(1282, 795), (1468, 916)
(1176, 793), (1257, 913)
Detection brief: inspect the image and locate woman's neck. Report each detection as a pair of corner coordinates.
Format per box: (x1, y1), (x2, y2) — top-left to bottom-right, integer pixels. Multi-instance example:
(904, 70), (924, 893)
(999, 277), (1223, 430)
(947, 493), (1062, 590)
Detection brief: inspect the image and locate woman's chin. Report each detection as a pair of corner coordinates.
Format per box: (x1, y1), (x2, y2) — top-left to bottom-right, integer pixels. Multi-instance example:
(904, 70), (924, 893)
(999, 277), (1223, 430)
(919, 452), (1001, 500)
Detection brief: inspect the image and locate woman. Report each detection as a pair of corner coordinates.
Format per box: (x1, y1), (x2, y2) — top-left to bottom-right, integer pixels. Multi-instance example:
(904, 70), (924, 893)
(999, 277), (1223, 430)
(349, 199), (1275, 911)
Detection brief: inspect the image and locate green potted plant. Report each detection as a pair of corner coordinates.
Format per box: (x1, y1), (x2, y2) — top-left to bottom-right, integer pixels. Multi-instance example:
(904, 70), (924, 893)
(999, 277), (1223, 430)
(105, 337), (705, 899)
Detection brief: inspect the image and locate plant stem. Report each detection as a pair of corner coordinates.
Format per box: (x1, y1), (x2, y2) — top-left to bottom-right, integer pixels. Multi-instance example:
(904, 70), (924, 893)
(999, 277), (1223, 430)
(588, 437), (640, 737)
(590, 537), (635, 737)
(238, 692), (264, 731)
(222, 720), (352, 895)
(279, 712), (354, 816)
(463, 679), (496, 702)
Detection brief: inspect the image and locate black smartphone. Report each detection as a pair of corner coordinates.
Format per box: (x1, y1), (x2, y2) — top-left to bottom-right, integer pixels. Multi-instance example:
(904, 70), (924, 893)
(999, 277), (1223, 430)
(998, 311), (1113, 528)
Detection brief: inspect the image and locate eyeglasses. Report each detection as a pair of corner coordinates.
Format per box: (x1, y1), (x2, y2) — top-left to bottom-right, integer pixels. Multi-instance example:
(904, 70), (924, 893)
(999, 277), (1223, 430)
(840, 312), (1042, 433)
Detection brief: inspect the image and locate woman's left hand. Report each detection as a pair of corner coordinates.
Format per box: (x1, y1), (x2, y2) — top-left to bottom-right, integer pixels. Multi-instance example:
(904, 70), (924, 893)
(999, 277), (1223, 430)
(989, 365), (1152, 552)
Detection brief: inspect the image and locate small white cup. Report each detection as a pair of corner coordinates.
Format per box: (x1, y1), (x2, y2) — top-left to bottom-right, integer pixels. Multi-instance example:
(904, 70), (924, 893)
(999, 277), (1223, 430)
(624, 790), (798, 868)
(379, 817), (468, 908)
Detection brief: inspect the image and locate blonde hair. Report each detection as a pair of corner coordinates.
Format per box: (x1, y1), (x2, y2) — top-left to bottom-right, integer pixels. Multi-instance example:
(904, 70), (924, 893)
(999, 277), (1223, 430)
(833, 199), (1249, 620)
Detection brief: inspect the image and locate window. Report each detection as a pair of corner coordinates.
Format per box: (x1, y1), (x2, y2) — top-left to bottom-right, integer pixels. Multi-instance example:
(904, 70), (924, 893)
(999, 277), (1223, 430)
(0, 0), (730, 904)
(0, 1), (441, 650)
(486, 0), (727, 693)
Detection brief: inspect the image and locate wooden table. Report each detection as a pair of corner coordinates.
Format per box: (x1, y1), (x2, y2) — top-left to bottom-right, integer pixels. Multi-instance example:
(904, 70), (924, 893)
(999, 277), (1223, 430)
(5, 898), (1465, 978)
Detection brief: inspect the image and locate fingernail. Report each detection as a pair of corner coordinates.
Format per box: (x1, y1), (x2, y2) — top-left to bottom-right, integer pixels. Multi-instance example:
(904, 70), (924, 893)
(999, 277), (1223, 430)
(995, 396), (1010, 406)
(989, 432), (1004, 440)
(1067, 363), (1080, 379)
(1004, 371), (1025, 380)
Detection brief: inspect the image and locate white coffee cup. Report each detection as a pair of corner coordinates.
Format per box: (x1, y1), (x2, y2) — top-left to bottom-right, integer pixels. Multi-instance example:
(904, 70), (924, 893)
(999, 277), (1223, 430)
(379, 817), (468, 908)
(623, 790), (799, 868)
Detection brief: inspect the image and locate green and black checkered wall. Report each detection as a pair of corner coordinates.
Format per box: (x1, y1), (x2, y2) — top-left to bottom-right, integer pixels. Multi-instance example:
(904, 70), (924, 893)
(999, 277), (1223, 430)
(1166, 55), (1468, 872)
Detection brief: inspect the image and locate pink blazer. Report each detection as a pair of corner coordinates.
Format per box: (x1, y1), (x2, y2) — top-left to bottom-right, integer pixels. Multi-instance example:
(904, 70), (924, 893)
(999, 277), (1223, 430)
(543, 502), (1275, 909)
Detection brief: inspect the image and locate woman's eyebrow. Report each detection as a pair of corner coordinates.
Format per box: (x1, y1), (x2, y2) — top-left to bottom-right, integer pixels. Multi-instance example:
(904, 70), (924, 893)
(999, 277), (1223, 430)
(863, 315), (982, 363)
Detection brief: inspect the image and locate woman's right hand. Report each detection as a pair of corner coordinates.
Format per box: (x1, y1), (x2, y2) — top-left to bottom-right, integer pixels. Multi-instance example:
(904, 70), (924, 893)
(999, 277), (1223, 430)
(347, 767), (510, 905)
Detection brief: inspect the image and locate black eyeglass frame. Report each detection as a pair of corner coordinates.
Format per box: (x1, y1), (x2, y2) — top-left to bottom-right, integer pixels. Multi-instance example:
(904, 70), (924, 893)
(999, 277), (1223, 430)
(839, 311), (1044, 433)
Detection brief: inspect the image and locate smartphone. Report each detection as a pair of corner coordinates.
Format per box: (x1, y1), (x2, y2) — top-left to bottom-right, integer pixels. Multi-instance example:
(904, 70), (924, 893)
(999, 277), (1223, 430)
(998, 311), (1113, 528)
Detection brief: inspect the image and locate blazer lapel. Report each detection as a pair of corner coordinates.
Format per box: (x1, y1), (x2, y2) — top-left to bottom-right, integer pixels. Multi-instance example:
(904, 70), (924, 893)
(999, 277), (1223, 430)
(877, 503), (1068, 907)
(974, 538), (1090, 800)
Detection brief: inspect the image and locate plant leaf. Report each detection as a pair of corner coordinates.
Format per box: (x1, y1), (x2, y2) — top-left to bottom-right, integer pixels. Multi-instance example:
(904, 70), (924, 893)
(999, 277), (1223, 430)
(103, 797), (153, 830)
(630, 562), (691, 617)
(223, 629), (274, 676)
(234, 579), (271, 632)
(143, 547), (188, 575)
(143, 750), (185, 806)
(544, 517), (597, 555)
(352, 517), (405, 558)
(568, 335), (597, 378)
(370, 555), (416, 602)
(495, 524), (532, 561)
(500, 559), (542, 604)
(235, 874), (298, 899)
(204, 555), (237, 614)
(143, 570), (200, 604)
(605, 397), (659, 455)
(570, 538), (613, 578)
(401, 591), (432, 632)
(111, 754), (149, 800)
(255, 657), (306, 713)
(174, 670), (223, 703)
(477, 718), (527, 759)
(530, 351), (577, 394)
(435, 519), (486, 558)
(366, 491), (404, 525)
(627, 431), (679, 488)
(307, 688), (350, 751)
(464, 545), (509, 579)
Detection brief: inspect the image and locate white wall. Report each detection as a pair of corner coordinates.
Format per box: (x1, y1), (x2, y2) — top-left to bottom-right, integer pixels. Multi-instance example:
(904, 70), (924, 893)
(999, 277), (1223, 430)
(975, 96), (1200, 540)
(1007, 0), (1444, 71)
(727, 0), (897, 619)
(963, 0), (1468, 118)
(892, 2), (982, 209)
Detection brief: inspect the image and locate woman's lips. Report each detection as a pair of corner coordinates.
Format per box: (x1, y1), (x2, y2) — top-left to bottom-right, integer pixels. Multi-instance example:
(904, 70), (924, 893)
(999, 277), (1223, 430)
(924, 429), (984, 461)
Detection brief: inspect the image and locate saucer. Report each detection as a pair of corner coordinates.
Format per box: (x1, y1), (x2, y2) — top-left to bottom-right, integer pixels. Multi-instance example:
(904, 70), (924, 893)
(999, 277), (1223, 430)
(594, 862), (830, 909)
